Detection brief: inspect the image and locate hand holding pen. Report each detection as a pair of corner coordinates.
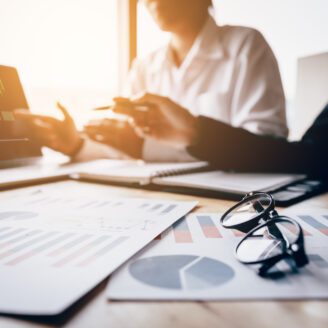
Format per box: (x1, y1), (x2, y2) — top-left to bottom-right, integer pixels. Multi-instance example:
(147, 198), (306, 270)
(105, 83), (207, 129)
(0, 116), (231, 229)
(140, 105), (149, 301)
(93, 97), (149, 112)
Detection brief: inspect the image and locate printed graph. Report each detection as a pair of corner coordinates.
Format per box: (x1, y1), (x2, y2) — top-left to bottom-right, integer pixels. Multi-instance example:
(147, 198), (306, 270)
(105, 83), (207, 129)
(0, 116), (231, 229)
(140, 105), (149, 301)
(0, 226), (128, 268)
(170, 215), (243, 243)
(165, 213), (328, 244)
(107, 211), (328, 301)
(196, 215), (222, 238)
(129, 255), (235, 290)
(12, 194), (176, 233)
(172, 219), (193, 243)
(298, 215), (328, 236)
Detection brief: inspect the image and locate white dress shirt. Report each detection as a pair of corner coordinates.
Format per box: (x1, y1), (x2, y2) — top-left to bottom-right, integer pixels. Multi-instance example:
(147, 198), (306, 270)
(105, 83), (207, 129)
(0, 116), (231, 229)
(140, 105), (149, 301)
(78, 16), (287, 162)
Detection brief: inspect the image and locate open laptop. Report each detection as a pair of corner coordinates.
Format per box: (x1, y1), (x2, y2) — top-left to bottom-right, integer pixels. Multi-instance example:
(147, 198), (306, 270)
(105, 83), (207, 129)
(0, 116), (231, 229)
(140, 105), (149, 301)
(0, 65), (97, 188)
(0, 65), (42, 168)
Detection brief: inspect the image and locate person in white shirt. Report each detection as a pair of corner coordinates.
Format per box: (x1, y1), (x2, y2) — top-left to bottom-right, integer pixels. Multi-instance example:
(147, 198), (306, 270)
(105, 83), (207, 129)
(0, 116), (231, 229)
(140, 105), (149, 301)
(16, 0), (287, 162)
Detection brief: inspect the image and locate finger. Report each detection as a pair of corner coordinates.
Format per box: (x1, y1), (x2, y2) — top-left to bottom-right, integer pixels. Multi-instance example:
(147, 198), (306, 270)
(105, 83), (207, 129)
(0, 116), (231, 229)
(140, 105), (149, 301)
(112, 104), (139, 118)
(14, 109), (29, 114)
(57, 102), (73, 122)
(113, 97), (131, 103)
(31, 125), (58, 146)
(14, 111), (59, 126)
(84, 125), (117, 139)
(85, 119), (126, 131)
(131, 93), (167, 105)
(87, 131), (116, 145)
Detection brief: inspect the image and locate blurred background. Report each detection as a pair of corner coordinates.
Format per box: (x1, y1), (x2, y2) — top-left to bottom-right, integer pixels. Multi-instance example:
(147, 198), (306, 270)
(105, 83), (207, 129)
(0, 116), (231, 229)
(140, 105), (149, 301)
(1, 0), (327, 136)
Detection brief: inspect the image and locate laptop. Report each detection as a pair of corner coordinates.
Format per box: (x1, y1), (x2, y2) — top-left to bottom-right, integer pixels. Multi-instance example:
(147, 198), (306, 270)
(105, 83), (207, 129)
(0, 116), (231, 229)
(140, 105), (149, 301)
(0, 65), (95, 188)
(0, 65), (42, 168)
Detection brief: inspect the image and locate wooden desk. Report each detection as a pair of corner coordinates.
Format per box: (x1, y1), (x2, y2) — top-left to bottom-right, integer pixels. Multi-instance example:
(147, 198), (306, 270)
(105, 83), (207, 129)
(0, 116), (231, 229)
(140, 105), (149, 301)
(0, 180), (327, 328)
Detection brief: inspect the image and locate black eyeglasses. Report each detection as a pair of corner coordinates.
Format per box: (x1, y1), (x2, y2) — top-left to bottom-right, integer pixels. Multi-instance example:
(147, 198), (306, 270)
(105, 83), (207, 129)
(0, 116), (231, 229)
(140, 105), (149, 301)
(220, 192), (309, 277)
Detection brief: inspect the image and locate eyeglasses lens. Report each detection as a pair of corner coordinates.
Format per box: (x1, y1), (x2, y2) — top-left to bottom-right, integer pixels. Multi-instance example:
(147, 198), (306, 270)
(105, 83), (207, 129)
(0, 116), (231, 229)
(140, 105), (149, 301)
(223, 194), (272, 227)
(236, 220), (299, 263)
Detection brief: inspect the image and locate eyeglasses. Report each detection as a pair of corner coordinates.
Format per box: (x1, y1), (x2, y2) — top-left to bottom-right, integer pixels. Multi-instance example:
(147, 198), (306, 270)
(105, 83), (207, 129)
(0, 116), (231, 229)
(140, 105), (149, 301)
(220, 192), (309, 277)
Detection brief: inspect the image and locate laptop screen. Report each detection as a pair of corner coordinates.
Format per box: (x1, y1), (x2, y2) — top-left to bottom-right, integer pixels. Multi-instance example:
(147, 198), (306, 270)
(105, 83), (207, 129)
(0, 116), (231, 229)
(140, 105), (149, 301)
(0, 65), (42, 162)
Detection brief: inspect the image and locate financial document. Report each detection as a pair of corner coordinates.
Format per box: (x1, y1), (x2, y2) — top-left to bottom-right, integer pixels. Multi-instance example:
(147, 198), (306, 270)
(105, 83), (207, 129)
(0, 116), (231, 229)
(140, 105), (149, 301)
(107, 211), (328, 300)
(0, 183), (196, 315)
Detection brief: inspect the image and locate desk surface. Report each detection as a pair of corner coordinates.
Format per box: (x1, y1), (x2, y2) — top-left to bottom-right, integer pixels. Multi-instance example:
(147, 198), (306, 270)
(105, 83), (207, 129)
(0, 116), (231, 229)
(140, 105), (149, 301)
(0, 180), (327, 328)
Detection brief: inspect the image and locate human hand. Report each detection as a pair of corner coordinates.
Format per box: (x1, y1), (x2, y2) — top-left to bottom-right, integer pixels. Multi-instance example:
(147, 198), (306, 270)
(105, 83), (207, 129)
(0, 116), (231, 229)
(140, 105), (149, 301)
(15, 102), (83, 156)
(112, 93), (197, 147)
(84, 118), (144, 158)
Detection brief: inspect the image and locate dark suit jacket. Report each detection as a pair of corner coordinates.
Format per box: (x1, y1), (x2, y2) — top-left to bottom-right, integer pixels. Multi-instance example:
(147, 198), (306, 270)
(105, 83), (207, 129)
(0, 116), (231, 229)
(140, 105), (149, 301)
(188, 104), (328, 180)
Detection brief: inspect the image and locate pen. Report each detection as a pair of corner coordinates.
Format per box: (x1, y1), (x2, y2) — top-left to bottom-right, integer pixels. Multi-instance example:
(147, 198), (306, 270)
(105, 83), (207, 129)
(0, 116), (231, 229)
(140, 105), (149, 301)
(93, 105), (113, 111)
(93, 103), (149, 112)
(93, 97), (133, 111)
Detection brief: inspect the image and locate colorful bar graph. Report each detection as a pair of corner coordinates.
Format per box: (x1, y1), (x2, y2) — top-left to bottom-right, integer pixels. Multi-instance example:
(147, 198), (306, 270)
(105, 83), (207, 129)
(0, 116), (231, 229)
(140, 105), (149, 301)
(48, 234), (92, 257)
(77, 236), (129, 267)
(196, 215), (222, 238)
(0, 231), (58, 260)
(0, 230), (42, 250)
(6, 233), (74, 266)
(0, 228), (26, 241)
(53, 236), (110, 267)
(172, 219), (193, 243)
(298, 215), (328, 236)
(284, 224), (312, 237)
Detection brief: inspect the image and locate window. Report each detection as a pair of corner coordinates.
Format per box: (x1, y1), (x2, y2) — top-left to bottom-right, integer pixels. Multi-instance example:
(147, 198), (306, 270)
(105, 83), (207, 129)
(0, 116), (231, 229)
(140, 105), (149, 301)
(213, 0), (328, 101)
(0, 0), (120, 126)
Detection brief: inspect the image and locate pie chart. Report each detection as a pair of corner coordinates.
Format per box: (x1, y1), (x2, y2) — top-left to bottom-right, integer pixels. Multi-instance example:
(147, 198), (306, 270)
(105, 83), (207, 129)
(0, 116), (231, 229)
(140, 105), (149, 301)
(129, 255), (234, 290)
(0, 211), (38, 220)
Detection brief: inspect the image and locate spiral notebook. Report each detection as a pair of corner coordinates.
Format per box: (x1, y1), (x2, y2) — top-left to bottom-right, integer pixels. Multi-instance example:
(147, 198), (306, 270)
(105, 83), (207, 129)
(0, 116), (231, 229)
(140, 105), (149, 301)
(76, 160), (210, 185)
(76, 160), (305, 195)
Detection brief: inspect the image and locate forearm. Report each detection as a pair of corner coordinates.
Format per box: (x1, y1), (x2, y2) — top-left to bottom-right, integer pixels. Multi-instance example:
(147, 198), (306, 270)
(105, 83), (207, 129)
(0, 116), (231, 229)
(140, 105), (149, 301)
(188, 116), (314, 174)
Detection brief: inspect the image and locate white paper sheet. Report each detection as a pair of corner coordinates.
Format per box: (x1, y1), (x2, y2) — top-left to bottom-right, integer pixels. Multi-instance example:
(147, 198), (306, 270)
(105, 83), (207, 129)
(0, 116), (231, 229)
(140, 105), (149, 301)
(107, 211), (328, 300)
(154, 171), (305, 194)
(0, 184), (196, 315)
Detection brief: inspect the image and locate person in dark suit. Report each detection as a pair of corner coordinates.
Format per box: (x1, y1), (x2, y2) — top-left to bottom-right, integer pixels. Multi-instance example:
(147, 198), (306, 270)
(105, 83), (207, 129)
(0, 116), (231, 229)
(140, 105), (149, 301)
(110, 93), (328, 181)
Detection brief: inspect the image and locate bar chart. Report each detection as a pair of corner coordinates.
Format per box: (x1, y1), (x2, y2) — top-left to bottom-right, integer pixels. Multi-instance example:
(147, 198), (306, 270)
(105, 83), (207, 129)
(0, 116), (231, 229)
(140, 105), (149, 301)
(0, 226), (129, 267)
(170, 214), (245, 243)
(0, 192), (181, 234)
(298, 215), (328, 235)
(167, 213), (324, 244)
(107, 211), (328, 301)
(0, 186), (196, 315)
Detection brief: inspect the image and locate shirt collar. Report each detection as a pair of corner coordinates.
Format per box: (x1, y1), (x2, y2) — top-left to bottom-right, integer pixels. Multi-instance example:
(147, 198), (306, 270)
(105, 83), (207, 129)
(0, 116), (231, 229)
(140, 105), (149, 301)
(194, 15), (225, 60)
(151, 16), (225, 71)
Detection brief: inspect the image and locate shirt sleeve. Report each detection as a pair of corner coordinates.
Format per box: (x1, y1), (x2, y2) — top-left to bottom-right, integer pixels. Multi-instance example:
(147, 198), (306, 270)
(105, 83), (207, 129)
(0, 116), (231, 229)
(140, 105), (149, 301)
(230, 29), (288, 138)
(123, 58), (198, 162)
(187, 115), (316, 175)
